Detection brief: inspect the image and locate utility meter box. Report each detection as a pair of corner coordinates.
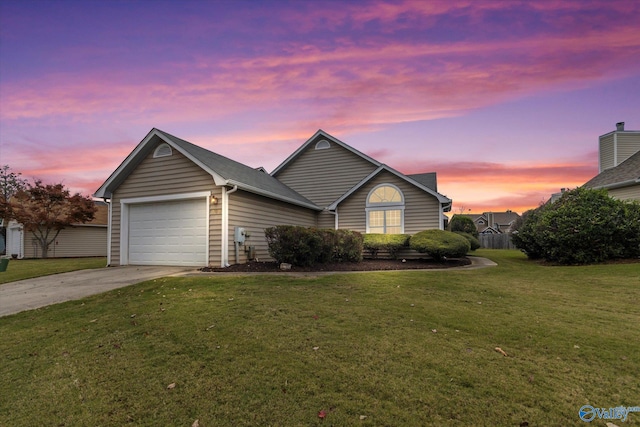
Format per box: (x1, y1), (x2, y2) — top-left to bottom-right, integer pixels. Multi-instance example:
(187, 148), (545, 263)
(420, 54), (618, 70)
(234, 227), (246, 244)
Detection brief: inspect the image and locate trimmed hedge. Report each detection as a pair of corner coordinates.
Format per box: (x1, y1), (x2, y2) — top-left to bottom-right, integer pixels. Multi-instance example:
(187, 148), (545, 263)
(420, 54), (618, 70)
(454, 232), (480, 251)
(363, 233), (410, 259)
(264, 226), (363, 266)
(410, 230), (471, 260)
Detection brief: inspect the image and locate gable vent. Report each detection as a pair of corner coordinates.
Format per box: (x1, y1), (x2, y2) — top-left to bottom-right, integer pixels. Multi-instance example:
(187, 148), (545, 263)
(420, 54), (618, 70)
(153, 143), (172, 158)
(315, 139), (330, 150)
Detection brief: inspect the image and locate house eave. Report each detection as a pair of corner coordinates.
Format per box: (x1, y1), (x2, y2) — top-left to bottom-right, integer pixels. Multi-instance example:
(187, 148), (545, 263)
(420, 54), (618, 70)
(225, 180), (322, 211)
(271, 129), (382, 176)
(588, 178), (640, 191)
(93, 129), (224, 199)
(327, 165), (452, 210)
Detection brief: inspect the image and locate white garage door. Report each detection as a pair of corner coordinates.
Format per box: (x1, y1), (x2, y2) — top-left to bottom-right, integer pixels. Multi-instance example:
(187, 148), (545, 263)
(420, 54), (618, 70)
(128, 198), (207, 266)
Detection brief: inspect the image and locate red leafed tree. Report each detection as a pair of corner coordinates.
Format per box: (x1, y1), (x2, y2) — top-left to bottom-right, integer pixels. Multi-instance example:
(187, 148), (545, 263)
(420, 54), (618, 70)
(9, 180), (96, 258)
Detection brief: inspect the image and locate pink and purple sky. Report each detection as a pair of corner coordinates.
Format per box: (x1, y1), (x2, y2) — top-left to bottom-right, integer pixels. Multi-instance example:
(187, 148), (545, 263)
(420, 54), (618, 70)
(1, 0), (639, 214)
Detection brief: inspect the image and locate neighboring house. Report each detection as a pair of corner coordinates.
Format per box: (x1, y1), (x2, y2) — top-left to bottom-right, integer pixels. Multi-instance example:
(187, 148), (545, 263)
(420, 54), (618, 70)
(94, 128), (452, 267)
(5, 202), (108, 259)
(583, 122), (640, 201)
(455, 211), (521, 234)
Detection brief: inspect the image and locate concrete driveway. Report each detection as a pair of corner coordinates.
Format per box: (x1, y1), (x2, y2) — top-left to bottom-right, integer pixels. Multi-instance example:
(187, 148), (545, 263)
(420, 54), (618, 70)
(0, 266), (193, 317)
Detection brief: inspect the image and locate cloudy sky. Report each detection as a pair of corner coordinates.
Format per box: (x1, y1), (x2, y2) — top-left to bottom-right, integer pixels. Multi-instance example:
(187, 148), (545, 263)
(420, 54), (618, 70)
(1, 0), (639, 214)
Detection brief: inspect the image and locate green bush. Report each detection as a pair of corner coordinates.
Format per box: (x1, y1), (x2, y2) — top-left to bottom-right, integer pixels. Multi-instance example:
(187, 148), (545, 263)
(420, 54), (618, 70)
(621, 202), (640, 258)
(363, 234), (410, 259)
(334, 229), (364, 262)
(454, 232), (480, 251)
(264, 226), (363, 266)
(512, 187), (640, 264)
(264, 225), (322, 266)
(409, 230), (471, 260)
(449, 215), (478, 237)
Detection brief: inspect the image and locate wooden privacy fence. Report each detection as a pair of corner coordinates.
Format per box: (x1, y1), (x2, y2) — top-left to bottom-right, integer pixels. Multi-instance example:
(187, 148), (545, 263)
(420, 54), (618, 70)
(479, 233), (517, 250)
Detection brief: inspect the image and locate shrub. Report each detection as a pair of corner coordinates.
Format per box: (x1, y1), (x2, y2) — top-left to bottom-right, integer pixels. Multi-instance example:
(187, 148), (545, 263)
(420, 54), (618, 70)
(512, 187), (639, 264)
(331, 229), (364, 262)
(264, 226), (363, 266)
(363, 234), (410, 259)
(449, 215), (478, 237)
(454, 232), (480, 251)
(621, 202), (640, 258)
(264, 225), (322, 267)
(510, 208), (547, 259)
(409, 230), (471, 260)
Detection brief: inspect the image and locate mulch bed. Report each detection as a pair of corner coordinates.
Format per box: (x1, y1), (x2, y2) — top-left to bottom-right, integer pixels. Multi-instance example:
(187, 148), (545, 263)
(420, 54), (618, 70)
(200, 257), (471, 273)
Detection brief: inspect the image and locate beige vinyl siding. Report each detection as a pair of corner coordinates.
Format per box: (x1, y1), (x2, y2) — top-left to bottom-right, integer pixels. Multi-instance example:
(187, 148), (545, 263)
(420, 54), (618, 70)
(275, 140), (377, 207)
(338, 171), (441, 234)
(616, 133), (640, 165)
(24, 226), (107, 258)
(608, 184), (640, 202)
(599, 134), (615, 171)
(227, 190), (317, 263)
(110, 146), (218, 266)
(22, 234), (36, 258)
(316, 211), (336, 229)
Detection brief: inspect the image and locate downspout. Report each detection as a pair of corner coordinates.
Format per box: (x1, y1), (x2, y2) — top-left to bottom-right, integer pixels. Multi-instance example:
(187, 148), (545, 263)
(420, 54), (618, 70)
(325, 208), (338, 229)
(222, 185), (238, 267)
(103, 197), (112, 266)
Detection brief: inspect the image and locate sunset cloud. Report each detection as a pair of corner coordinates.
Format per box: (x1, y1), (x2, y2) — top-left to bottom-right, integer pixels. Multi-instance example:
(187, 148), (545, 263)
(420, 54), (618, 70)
(0, 0), (638, 213)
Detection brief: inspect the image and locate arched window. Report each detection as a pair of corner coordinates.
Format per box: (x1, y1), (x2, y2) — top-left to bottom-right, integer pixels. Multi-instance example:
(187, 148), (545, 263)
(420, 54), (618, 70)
(366, 184), (404, 234)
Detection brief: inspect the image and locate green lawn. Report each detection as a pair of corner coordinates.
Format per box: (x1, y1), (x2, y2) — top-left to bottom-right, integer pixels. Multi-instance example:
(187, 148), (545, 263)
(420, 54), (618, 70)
(1, 250), (639, 426)
(0, 257), (107, 284)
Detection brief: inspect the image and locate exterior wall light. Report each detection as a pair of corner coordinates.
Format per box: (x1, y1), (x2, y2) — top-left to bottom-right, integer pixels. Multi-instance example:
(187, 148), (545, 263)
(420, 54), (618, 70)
(211, 195), (218, 205)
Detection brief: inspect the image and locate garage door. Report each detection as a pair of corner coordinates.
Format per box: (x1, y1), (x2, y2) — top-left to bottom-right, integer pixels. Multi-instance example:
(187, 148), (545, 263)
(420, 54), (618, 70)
(128, 198), (207, 266)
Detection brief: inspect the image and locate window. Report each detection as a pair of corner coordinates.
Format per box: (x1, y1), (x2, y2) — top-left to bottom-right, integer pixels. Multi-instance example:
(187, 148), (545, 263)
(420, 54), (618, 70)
(366, 184), (404, 234)
(315, 139), (330, 150)
(153, 143), (172, 158)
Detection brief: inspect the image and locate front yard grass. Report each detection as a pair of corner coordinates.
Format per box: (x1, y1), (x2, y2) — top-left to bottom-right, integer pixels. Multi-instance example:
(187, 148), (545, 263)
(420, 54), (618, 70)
(0, 250), (638, 425)
(0, 257), (107, 285)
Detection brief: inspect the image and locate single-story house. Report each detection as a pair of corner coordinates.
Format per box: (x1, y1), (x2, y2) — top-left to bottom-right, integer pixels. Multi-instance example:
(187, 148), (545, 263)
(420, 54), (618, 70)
(94, 128), (452, 267)
(582, 122), (640, 201)
(5, 202), (108, 259)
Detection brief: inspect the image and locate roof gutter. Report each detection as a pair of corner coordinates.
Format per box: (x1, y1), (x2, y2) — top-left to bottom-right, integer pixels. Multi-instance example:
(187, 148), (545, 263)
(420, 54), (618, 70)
(225, 180), (321, 211)
(589, 178), (639, 191)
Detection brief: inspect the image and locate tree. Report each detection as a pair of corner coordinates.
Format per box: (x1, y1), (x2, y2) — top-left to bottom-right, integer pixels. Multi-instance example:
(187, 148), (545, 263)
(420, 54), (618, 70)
(0, 165), (28, 221)
(449, 214), (478, 237)
(1, 165), (29, 255)
(8, 180), (96, 258)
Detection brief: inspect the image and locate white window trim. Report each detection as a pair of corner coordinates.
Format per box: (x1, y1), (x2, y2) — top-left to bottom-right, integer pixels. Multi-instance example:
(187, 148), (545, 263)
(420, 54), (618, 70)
(120, 191), (211, 266)
(365, 184), (405, 233)
(365, 207), (405, 233)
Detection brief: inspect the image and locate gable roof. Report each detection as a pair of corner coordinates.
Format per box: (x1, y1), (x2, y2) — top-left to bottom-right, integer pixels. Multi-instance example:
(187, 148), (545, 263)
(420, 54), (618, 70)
(454, 211), (520, 233)
(94, 128), (320, 210)
(327, 165), (452, 211)
(583, 149), (640, 190)
(273, 129), (451, 211)
(407, 172), (437, 192)
(271, 129), (382, 175)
